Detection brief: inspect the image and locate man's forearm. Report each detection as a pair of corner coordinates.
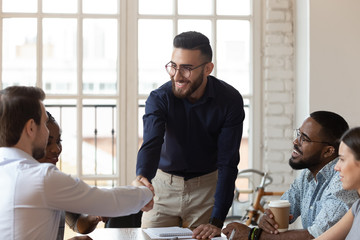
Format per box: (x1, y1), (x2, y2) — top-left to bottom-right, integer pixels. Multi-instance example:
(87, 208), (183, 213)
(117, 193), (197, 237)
(260, 229), (314, 240)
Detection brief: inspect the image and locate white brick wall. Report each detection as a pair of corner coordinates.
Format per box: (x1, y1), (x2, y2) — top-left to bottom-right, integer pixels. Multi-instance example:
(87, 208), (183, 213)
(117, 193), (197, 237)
(262, 0), (296, 190)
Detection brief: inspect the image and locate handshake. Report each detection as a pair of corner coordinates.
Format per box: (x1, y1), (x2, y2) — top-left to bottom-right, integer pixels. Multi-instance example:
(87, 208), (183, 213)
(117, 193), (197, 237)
(132, 175), (155, 212)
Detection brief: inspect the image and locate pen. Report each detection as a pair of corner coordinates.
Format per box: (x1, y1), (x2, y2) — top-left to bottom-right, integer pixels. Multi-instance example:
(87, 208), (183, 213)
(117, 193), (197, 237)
(229, 229), (236, 240)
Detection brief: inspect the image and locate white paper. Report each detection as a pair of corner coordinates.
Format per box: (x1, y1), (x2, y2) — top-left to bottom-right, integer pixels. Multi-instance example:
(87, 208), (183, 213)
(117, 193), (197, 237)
(143, 227), (194, 239)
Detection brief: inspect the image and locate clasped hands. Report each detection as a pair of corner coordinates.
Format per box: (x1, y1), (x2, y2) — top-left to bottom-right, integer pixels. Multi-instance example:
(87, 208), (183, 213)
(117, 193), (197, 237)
(132, 175), (155, 212)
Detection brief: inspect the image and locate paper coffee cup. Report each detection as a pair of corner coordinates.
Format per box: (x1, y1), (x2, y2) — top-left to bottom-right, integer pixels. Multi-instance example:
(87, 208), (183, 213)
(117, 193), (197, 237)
(268, 200), (291, 232)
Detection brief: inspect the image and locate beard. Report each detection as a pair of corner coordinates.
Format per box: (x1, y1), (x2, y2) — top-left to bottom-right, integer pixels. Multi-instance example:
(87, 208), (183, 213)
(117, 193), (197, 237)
(171, 70), (204, 99)
(289, 147), (323, 170)
(289, 145), (321, 170)
(33, 147), (45, 160)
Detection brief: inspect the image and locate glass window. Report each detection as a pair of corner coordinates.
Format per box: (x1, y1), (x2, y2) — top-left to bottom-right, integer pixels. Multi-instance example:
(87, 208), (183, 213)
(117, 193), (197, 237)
(2, 18), (37, 87)
(178, 0), (212, 15)
(83, 19), (118, 94)
(139, 0), (173, 15)
(43, 0), (77, 13)
(217, 0), (251, 15)
(2, 0), (36, 12)
(0, 0), (255, 195)
(83, 0), (118, 14)
(82, 99), (117, 176)
(178, 20), (212, 38)
(138, 19), (173, 95)
(43, 19), (77, 94)
(217, 20), (250, 95)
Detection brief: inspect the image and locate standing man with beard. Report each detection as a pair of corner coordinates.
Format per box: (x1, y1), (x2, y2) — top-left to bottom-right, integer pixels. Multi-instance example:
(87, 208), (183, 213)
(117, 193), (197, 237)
(222, 111), (358, 240)
(135, 31), (245, 239)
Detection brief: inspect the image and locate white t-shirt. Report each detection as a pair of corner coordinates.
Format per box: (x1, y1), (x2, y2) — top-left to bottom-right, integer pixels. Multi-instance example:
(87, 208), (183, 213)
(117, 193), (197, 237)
(0, 147), (153, 240)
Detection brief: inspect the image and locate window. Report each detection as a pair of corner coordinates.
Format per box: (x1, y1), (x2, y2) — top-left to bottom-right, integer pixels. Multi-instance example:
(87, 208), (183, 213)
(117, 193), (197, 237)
(0, 0), (258, 186)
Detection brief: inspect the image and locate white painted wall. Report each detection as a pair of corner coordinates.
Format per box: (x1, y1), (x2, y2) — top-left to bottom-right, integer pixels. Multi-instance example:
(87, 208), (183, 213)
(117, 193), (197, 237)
(308, 0), (360, 127)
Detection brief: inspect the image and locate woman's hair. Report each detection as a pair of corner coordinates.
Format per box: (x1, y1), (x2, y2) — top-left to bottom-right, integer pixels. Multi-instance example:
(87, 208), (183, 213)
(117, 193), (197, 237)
(46, 111), (56, 124)
(341, 127), (360, 161)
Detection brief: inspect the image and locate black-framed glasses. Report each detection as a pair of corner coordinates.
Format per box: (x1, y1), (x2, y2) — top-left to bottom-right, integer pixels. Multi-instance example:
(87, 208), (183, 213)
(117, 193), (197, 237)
(294, 129), (332, 146)
(165, 61), (208, 79)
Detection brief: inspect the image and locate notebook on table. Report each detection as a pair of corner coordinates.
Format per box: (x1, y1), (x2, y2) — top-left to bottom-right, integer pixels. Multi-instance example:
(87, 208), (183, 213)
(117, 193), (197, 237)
(143, 226), (194, 239)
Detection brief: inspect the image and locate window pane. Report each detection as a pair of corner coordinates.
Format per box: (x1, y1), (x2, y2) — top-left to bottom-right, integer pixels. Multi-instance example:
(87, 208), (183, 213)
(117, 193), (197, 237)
(178, 0), (212, 15)
(178, 20), (212, 38)
(43, 0), (77, 13)
(139, 0), (173, 15)
(2, 0), (36, 12)
(217, 0), (251, 15)
(2, 18), (36, 88)
(83, 19), (118, 94)
(217, 20), (250, 95)
(82, 99), (117, 175)
(138, 19), (173, 95)
(44, 99), (77, 175)
(43, 19), (77, 94)
(83, 0), (117, 14)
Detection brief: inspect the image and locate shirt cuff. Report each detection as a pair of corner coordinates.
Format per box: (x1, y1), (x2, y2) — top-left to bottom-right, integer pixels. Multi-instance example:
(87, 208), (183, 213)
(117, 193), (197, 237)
(307, 225), (323, 238)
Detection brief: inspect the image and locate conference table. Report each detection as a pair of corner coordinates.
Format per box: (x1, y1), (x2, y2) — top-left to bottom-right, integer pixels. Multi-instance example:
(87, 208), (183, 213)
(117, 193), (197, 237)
(85, 228), (226, 240)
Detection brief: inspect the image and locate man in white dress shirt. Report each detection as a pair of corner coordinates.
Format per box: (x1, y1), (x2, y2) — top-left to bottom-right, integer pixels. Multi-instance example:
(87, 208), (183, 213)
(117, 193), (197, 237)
(0, 86), (154, 240)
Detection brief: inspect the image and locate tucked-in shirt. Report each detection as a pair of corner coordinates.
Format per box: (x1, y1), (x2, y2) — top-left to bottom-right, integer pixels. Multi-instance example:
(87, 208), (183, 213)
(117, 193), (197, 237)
(0, 147), (153, 240)
(136, 76), (245, 221)
(281, 158), (358, 237)
(346, 199), (360, 240)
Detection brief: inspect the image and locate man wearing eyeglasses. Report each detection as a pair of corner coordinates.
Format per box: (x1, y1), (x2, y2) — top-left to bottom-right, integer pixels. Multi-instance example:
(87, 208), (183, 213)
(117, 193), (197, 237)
(222, 111), (358, 240)
(135, 31), (245, 239)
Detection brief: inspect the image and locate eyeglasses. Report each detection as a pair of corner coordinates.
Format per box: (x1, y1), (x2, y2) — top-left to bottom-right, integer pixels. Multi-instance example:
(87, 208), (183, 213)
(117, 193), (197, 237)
(294, 129), (332, 146)
(165, 61), (208, 79)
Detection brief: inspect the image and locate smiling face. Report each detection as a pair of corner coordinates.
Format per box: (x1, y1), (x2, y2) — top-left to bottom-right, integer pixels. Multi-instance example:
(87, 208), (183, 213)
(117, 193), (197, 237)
(170, 48), (212, 102)
(335, 142), (360, 193)
(37, 118), (62, 165)
(289, 117), (332, 174)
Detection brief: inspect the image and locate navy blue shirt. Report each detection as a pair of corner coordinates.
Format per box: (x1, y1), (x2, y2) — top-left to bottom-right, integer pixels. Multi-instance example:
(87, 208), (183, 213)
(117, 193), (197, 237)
(136, 75), (245, 221)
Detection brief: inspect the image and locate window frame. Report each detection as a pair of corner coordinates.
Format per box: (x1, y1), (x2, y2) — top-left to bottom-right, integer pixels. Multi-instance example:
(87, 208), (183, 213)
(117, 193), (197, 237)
(0, 0), (261, 185)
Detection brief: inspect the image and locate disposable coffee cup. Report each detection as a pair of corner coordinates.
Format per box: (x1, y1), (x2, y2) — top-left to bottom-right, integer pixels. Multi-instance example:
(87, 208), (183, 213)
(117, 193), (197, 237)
(268, 200), (291, 232)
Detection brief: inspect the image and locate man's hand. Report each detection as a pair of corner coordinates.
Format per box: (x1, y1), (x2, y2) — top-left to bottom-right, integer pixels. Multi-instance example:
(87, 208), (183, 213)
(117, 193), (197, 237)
(76, 215), (101, 234)
(141, 198), (154, 212)
(192, 223), (221, 239)
(259, 209), (293, 234)
(258, 209), (279, 234)
(132, 175), (155, 212)
(132, 176), (154, 191)
(222, 222), (250, 240)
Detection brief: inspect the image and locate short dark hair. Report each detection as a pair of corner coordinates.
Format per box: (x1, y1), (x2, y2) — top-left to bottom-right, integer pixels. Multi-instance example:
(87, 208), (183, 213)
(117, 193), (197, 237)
(173, 31), (212, 62)
(310, 111), (349, 152)
(46, 111), (56, 124)
(341, 127), (360, 161)
(0, 86), (45, 147)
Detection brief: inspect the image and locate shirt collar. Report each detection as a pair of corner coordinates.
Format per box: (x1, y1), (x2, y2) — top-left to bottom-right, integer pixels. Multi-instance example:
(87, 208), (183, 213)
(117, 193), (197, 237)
(306, 157), (339, 182)
(185, 75), (215, 106)
(0, 147), (35, 163)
